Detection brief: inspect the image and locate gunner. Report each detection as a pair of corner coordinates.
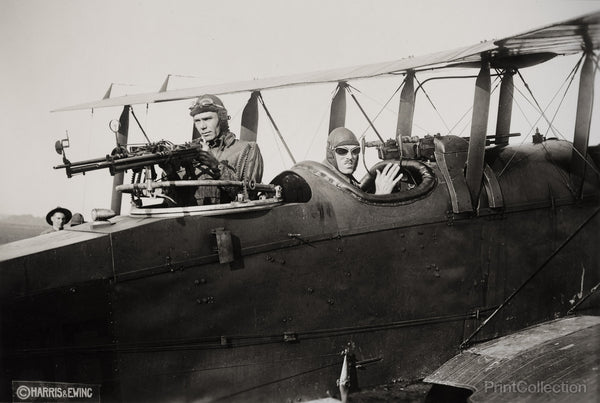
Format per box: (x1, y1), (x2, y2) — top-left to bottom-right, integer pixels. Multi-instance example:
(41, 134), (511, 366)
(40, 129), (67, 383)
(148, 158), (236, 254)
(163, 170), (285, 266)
(163, 94), (264, 205)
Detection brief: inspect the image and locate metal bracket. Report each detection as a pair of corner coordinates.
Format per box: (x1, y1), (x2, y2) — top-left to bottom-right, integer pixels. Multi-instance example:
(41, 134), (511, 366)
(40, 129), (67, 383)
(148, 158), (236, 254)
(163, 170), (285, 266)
(211, 228), (235, 264)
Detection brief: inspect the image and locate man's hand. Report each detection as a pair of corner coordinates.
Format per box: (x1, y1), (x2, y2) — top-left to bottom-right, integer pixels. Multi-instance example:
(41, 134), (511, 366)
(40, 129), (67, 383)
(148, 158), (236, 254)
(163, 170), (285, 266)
(374, 163), (403, 195)
(193, 150), (221, 179)
(196, 150), (220, 171)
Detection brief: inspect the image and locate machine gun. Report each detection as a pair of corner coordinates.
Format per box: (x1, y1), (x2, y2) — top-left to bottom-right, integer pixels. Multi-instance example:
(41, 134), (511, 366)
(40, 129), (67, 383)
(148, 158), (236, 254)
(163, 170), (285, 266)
(362, 135), (438, 161)
(54, 140), (208, 178)
(53, 137), (279, 205)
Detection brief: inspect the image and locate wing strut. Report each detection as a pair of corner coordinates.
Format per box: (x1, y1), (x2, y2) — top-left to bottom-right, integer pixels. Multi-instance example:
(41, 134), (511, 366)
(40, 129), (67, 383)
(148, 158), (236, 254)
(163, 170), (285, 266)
(570, 51), (596, 198)
(240, 91), (260, 142)
(494, 69), (515, 146)
(329, 82), (347, 134)
(465, 61), (491, 206)
(396, 72), (415, 157)
(111, 105), (130, 215)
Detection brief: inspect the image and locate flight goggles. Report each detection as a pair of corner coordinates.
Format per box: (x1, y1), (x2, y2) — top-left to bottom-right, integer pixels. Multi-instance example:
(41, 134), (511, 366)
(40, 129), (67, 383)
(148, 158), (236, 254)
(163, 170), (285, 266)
(194, 97), (224, 109)
(334, 146), (360, 156)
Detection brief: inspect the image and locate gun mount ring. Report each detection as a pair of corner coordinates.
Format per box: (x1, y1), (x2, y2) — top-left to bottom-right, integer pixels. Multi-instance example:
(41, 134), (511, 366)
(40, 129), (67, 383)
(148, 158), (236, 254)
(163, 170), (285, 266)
(116, 179), (277, 194)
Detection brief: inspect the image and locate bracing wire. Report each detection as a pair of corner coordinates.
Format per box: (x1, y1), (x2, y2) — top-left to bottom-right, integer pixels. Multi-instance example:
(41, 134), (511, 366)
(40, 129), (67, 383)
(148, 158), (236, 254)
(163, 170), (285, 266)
(354, 77), (406, 141)
(303, 87), (333, 160)
(444, 74), (501, 137)
(414, 75), (452, 134)
(258, 93), (297, 164)
(345, 84), (385, 143)
(461, 206), (600, 348)
(496, 56), (591, 178)
(130, 107), (152, 144)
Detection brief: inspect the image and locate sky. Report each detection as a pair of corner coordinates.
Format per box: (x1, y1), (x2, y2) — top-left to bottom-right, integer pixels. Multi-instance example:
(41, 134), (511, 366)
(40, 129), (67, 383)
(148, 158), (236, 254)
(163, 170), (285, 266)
(1, 0), (599, 218)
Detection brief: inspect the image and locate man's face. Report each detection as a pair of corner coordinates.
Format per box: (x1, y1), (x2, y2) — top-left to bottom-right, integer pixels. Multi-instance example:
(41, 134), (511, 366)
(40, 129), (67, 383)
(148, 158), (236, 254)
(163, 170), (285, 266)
(334, 146), (360, 175)
(51, 212), (67, 230)
(193, 111), (221, 142)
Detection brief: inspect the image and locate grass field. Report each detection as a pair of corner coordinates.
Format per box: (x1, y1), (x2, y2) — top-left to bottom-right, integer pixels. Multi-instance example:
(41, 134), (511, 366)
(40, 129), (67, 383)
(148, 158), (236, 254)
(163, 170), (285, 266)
(0, 215), (47, 244)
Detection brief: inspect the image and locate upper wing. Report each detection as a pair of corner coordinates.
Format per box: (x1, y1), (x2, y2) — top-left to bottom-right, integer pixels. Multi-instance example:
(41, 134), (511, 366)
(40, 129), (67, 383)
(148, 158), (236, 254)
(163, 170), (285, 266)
(53, 11), (600, 112)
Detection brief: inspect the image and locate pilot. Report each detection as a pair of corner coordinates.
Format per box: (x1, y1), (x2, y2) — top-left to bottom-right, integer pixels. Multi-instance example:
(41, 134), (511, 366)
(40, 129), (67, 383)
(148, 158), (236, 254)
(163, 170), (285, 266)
(163, 94), (264, 205)
(324, 127), (402, 194)
(41, 206), (72, 234)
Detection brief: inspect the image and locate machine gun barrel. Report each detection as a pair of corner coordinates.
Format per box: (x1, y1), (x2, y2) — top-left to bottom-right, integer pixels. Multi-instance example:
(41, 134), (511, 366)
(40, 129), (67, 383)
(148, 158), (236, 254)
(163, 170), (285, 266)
(54, 145), (201, 177)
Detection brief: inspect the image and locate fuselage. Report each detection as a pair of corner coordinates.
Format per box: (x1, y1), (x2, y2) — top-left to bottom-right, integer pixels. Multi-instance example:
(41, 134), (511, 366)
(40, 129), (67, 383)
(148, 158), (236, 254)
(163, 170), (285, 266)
(1, 137), (599, 402)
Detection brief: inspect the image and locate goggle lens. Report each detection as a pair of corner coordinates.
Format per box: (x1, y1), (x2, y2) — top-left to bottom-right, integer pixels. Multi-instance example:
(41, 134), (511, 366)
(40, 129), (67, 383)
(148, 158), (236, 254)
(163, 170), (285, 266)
(335, 147), (360, 156)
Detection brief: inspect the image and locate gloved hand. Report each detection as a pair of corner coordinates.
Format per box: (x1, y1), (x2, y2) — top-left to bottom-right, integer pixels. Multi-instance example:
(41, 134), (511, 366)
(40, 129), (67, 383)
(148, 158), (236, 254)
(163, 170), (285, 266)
(196, 150), (220, 171)
(194, 150), (221, 179)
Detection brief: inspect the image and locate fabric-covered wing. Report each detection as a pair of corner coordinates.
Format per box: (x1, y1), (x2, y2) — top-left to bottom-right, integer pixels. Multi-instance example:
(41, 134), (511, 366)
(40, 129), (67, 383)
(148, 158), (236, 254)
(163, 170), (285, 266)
(424, 315), (600, 402)
(53, 11), (600, 112)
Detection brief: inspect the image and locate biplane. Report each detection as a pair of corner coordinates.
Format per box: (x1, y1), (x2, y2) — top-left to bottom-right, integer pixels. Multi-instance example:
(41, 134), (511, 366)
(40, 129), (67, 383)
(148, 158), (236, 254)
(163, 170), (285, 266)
(1, 10), (599, 403)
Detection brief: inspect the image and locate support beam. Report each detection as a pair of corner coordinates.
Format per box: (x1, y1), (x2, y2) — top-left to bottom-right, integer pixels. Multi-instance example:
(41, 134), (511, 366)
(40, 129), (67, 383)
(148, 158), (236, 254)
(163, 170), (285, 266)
(328, 82), (347, 134)
(495, 70), (514, 146)
(240, 91), (260, 142)
(465, 62), (491, 206)
(570, 52), (595, 198)
(396, 71), (415, 140)
(111, 105), (130, 215)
